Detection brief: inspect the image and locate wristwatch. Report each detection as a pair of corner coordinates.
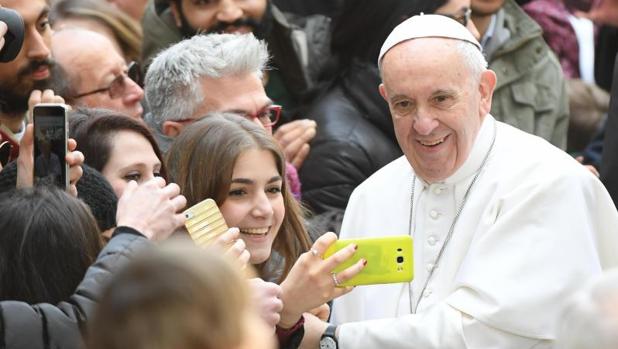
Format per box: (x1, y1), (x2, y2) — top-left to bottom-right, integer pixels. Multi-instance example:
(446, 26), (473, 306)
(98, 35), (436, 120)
(320, 324), (338, 349)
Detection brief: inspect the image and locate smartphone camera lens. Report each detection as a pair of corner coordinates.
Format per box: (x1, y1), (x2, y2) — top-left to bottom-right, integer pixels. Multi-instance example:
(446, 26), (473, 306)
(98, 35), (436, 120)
(397, 256), (404, 263)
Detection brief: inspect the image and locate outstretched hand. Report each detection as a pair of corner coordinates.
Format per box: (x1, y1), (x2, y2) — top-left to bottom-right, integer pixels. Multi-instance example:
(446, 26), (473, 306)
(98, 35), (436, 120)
(16, 124), (84, 196)
(17, 90), (82, 195)
(278, 232), (365, 328)
(273, 119), (316, 169)
(116, 177), (187, 241)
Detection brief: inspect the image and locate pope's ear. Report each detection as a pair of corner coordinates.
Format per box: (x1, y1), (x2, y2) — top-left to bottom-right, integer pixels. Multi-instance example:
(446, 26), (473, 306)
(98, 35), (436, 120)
(478, 70), (497, 116)
(379, 83), (388, 102)
(162, 120), (184, 138)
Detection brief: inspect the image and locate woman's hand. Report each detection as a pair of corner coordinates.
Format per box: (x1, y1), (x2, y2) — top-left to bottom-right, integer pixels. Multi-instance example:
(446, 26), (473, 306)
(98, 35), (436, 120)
(211, 227), (251, 268)
(278, 232), (365, 328)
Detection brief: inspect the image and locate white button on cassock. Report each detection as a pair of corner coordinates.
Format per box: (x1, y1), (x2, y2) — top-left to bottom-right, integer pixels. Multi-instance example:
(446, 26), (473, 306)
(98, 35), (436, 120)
(430, 210), (439, 219)
(427, 235), (437, 246)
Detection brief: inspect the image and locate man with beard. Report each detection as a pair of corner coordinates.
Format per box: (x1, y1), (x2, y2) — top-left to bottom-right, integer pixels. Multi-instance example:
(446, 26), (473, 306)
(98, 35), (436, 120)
(141, 0), (326, 168)
(0, 0), (55, 162)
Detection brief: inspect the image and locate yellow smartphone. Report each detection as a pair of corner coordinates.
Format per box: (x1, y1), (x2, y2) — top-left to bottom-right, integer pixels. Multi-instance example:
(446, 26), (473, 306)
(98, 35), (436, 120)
(183, 198), (229, 247)
(323, 235), (413, 287)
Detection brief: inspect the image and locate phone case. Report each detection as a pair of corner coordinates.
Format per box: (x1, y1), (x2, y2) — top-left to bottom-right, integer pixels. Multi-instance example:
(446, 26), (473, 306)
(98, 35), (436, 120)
(32, 103), (69, 190)
(183, 198), (229, 247)
(323, 235), (413, 287)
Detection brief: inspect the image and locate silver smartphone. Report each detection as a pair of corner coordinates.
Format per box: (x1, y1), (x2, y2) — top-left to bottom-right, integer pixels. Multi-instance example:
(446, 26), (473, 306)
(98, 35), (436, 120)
(33, 103), (69, 190)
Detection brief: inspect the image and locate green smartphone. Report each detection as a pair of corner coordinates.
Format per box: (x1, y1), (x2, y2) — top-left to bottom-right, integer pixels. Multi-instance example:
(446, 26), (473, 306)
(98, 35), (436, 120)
(323, 235), (413, 287)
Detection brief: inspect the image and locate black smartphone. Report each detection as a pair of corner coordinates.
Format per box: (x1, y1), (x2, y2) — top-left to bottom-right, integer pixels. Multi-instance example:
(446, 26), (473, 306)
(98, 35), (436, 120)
(0, 7), (25, 63)
(33, 104), (69, 189)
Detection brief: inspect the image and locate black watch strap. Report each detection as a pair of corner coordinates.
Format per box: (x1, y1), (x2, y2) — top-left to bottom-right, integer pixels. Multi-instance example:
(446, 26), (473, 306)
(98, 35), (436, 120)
(320, 324), (338, 349)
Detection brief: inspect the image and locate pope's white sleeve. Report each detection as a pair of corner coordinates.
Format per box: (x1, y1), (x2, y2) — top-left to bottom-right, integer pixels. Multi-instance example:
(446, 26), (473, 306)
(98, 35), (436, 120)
(338, 302), (549, 349)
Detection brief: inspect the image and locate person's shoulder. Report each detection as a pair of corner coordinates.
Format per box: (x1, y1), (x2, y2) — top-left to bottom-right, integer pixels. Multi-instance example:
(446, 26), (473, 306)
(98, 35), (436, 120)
(352, 156), (410, 194)
(494, 121), (596, 182)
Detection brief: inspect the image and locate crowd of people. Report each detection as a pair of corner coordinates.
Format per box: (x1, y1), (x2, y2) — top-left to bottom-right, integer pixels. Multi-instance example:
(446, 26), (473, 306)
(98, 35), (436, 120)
(1, 0), (618, 348)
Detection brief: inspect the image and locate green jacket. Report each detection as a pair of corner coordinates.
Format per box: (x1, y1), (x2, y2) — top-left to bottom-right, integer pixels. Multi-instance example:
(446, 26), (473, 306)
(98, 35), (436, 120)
(486, 0), (569, 150)
(141, 0), (331, 117)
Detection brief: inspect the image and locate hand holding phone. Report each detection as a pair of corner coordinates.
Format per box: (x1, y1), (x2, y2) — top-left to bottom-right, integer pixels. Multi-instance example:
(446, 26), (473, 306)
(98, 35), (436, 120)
(33, 103), (69, 190)
(184, 198), (229, 246)
(324, 235), (413, 287)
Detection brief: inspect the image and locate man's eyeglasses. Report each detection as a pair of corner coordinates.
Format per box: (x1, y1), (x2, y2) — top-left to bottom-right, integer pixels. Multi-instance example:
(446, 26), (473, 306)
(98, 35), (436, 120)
(246, 104), (282, 128)
(174, 105), (283, 128)
(440, 7), (472, 27)
(72, 61), (142, 100)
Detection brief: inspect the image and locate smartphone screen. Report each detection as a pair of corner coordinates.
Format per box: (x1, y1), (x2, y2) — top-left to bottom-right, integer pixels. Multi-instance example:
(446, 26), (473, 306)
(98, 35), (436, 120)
(33, 104), (68, 189)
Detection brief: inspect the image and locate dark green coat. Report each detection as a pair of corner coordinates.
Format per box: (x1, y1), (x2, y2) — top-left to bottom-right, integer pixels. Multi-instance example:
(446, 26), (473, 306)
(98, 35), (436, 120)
(486, 0), (569, 150)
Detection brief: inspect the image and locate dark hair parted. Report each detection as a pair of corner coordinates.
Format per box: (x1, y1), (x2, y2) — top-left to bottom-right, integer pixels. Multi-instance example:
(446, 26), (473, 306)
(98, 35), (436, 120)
(166, 112), (311, 282)
(68, 108), (168, 181)
(0, 187), (102, 304)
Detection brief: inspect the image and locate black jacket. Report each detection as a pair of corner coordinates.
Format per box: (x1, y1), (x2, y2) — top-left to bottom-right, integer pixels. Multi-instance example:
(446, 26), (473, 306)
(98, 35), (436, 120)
(300, 60), (402, 229)
(0, 229), (150, 349)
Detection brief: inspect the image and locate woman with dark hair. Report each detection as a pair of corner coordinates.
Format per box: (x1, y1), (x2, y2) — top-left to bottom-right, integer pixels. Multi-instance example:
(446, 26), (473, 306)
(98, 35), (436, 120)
(167, 112), (364, 348)
(0, 187), (102, 304)
(0, 177), (188, 349)
(69, 108), (167, 197)
(299, 0), (476, 232)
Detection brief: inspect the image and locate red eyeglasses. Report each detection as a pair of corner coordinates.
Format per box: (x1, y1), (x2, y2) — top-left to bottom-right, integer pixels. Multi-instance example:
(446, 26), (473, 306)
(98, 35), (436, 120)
(174, 105), (282, 128)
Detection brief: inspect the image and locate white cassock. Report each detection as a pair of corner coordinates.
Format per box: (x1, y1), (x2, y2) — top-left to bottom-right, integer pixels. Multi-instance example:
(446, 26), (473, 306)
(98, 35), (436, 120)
(332, 115), (618, 348)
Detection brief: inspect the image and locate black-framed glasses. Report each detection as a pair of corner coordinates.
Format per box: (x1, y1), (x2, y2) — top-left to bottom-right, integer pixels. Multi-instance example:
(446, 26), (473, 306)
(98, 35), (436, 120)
(72, 61), (142, 100)
(441, 7), (472, 27)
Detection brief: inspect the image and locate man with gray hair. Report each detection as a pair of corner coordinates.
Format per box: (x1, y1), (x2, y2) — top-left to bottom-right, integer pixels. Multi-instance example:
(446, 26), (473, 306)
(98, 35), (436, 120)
(144, 32), (315, 173)
(300, 14), (618, 348)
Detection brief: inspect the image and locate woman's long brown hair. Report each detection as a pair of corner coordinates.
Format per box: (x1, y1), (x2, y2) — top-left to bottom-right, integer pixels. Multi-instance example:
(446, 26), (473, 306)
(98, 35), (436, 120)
(166, 112), (311, 282)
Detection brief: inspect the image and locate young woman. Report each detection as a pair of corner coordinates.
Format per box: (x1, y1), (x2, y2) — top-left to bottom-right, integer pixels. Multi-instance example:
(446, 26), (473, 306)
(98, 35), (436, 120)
(69, 108), (166, 198)
(166, 112), (365, 345)
(87, 242), (274, 349)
